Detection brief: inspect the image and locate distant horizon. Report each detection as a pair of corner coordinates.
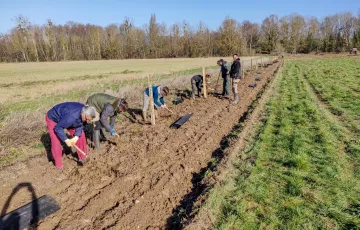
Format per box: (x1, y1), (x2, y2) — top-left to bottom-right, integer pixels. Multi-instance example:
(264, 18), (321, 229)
(0, 0), (359, 34)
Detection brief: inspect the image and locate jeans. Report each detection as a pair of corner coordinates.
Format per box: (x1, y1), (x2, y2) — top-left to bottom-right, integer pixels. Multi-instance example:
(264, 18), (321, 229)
(222, 76), (230, 96)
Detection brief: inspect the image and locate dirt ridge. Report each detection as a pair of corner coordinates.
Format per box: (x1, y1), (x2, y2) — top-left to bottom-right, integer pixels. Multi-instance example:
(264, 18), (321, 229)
(0, 61), (281, 230)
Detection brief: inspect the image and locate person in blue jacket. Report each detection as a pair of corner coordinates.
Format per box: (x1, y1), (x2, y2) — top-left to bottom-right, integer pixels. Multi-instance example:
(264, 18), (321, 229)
(45, 102), (96, 169)
(142, 85), (169, 121)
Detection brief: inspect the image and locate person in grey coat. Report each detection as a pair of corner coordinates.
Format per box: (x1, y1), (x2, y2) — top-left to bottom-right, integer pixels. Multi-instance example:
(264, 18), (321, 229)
(86, 93), (128, 149)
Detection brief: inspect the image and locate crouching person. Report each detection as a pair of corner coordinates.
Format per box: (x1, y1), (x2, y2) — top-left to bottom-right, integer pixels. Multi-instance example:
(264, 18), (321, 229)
(142, 85), (169, 121)
(45, 102), (96, 170)
(86, 93), (128, 149)
(191, 74), (211, 99)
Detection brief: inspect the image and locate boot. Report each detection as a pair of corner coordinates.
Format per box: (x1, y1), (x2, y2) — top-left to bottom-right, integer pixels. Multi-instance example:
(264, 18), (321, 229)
(232, 94), (239, 104)
(142, 110), (147, 121)
(191, 92), (195, 100)
(100, 129), (108, 142)
(93, 130), (101, 150)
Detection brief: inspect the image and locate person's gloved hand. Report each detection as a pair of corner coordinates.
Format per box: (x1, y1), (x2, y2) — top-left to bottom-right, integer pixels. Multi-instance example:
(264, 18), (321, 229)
(64, 139), (72, 147)
(161, 104), (168, 109)
(110, 130), (119, 137)
(110, 125), (114, 130)
(69, 136), (79, 146)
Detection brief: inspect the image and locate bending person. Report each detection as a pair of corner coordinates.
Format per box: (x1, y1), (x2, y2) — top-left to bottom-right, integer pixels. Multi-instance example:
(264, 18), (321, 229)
(86, 93), (128, 149)
(46, 102), (96, 170)
(142, 85), (169, 121)
(191, 73), (211, 99)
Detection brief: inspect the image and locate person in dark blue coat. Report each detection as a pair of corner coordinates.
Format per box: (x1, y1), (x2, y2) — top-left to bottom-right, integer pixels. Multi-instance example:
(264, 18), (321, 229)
(45, 102), (96, 169)
(142, 85), (169, 121)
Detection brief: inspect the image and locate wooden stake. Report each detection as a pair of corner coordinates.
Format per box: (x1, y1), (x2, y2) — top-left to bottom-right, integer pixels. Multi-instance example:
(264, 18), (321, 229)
(241, 60), (245, 79)
(147, 74), (156, 125)
(255, 58), (258, 70)
(202, 67), (207, 98)
(251, 58), (253, 72)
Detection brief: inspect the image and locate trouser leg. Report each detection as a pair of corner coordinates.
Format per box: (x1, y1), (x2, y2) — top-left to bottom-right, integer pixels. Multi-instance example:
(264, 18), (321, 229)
(232, 79), (240, 104)
(224, 77), (230, 97)
(46, 115), (63, 169)
(191, 80), (197, 99)
(142, 92), (150, 120)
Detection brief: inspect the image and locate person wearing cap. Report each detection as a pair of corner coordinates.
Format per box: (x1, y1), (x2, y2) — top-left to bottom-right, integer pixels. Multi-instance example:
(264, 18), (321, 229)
(217, 59), (230, 98)
(142, 85), (169, 121)
(191, 74), (211, 99)
(86, 93), (128, 149)
(229, 54), (242, 104)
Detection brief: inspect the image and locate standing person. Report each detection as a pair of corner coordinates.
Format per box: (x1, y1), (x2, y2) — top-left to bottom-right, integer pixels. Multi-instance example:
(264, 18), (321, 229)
(142, 85), (169, 121)
(191, 74), (211, 99)
(217, 59), (230, 98)
(229, 54), (242, 104)
(86, 93), (128, 149)
(45, 102), (96, 170)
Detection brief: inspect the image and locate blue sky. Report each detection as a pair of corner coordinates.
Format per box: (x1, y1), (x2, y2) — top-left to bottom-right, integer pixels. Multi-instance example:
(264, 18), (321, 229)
(0, 0), (358, 33)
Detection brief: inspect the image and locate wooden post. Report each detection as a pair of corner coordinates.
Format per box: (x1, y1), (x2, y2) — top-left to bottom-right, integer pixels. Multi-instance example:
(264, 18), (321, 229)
(147, 74), (155, 125)
(202, 67), (207, 98)
(251, 58), (253, 72)
(241, 60), (245, 79)
(255, 58), (258, 70)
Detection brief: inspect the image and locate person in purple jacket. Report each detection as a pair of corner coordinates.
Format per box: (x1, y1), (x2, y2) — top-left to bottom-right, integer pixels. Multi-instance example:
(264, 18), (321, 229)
(45, 102), (96, 170)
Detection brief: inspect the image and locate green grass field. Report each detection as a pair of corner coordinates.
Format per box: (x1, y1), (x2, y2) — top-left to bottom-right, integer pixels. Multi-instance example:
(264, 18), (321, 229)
(201, 57), (360, 229)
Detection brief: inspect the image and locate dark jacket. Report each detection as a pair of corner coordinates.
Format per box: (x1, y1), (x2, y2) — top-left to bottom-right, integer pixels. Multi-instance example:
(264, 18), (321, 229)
(87, 93), (117, 132)
(145, 85), (165, 107)
(47, 102), (85, 141)
(191, 75), (203, 88)
(220, 61), (229, 78)
(230, 58), (242, 79)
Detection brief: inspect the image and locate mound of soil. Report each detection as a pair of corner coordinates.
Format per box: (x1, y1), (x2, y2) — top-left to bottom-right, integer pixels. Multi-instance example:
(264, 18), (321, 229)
(0, 62), (281, 229)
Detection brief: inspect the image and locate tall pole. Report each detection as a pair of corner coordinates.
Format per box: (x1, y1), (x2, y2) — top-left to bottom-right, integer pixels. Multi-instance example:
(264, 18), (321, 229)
(147, 74), (155, 125)
(242, 60), (245, 79)
(202, 67), (207, 98)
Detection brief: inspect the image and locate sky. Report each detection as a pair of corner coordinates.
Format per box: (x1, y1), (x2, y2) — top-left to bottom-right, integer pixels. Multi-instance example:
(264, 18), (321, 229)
(0, 0), (359, 33)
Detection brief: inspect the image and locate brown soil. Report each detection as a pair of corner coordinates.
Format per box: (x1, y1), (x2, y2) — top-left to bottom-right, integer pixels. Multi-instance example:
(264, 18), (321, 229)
(0, 61), (282, 230)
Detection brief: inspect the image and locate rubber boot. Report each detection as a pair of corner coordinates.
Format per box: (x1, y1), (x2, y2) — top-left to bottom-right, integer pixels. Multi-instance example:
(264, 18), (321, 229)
(232, 93), (239, 104)
(93, 130), (101, 150)
(100, 129), (108, 142)
(142, 111), (147, 122)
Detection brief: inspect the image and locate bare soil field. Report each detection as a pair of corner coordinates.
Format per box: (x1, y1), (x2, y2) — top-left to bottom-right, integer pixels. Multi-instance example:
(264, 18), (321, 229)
(0, 60), (281, 229)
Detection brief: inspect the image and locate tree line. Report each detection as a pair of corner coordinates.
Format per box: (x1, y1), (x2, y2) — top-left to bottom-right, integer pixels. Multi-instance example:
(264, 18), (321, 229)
(1, 12), (360, 62)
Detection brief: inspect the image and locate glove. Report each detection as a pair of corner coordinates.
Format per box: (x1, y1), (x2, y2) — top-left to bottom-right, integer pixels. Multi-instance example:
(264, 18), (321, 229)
(110, 125), (114, 130)
(161, 104), (168, 109)
(110, 129), (116, 136)
(64, 139), (72, 147)
(69, 136), (79, 146)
